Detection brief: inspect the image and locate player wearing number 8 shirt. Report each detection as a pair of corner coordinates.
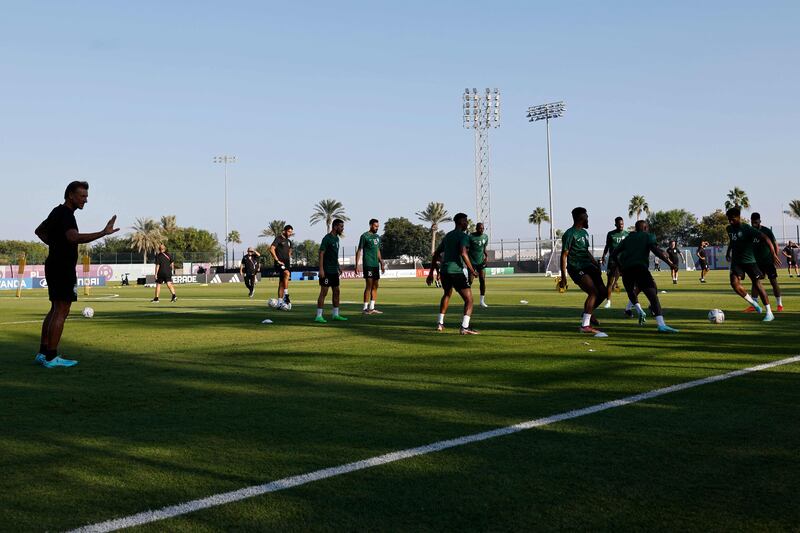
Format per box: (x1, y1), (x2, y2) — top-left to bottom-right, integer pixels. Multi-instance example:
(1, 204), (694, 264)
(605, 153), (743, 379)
(468, 222), (490, 308)
(725, 207), (780, 322)
(315, 219), (347, 323)
(356, 219), (385, 315)
(559, 207), (607, 337)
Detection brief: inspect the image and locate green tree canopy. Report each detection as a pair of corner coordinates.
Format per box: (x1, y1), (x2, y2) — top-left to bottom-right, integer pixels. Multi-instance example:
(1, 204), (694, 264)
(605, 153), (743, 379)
(294, 239), (321, 267)
(695, 209), (729, 246)
(647, 209), (698, 245)
(382, 217), (435, 261)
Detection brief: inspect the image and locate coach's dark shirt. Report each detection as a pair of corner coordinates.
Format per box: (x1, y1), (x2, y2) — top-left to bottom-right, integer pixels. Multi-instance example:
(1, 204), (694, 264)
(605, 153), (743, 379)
(667, 247), (681, 262)
(241, 254), (259, 275)
(155, 252), (173, 277)
(271, 235), (292, 263)
(44, 204), (78, 270)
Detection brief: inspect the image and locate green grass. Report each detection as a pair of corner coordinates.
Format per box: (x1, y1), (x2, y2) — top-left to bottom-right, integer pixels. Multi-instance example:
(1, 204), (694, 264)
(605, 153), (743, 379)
(1, 271), (799, 531)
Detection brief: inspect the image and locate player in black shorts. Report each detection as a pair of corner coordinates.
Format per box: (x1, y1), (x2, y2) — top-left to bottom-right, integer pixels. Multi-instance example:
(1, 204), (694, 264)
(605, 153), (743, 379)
(427, 213), (479, 334)
(34, 181), (119, 368)
(600, 216), (628, 309)
(356, 219), (386, 314)
(270, 225), (294, 307)
(666, 241), (681, 284)
(151, 244), (177, 302)
(696, 241), (709, 283)
(749, 213), (783, 311)
(783, 241), (799, 278)
(559, 207), (607, 336)
(315, 220), (347, 323)
(240, 247), (261, 298)
(610, 220), (679, 333)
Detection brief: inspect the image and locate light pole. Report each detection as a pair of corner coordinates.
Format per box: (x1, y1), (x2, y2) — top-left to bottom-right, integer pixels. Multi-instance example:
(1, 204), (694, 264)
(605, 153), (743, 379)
(463, 88), (500, 240)
(526, 101), (565, 249)
(213, 155), (237, 268)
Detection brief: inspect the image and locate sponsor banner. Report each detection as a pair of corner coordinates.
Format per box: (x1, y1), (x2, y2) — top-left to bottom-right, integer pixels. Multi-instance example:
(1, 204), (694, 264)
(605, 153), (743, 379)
(208, 273), (259, 284)
(145, 274), (204, 285)
(31, 277), (106, 289)
(486, 267), (514, 276)
(0, 278), (33, 290)
(339, 269), (416, 279)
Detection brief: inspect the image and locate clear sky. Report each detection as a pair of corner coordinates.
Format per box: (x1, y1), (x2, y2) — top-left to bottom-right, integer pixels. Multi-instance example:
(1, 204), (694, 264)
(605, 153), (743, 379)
(1, 0), (798, 251)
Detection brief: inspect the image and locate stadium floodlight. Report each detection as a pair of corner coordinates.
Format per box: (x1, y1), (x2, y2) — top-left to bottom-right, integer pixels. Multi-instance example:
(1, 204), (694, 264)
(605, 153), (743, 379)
(463, 88), (500, 240)
(213, 155), (237, 268)
(526, 101), (565, 247)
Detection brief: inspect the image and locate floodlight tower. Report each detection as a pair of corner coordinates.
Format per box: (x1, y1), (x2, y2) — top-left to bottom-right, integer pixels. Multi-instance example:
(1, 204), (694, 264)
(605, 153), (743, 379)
(526, 101), (565, 246)
(213, 155), (237, 268)
(463, 88), (500, 239)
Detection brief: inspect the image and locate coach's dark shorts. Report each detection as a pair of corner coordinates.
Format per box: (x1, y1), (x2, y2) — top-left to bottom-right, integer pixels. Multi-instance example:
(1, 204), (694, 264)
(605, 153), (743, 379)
(698, 259), (708, 270)
(156, 274), (173, 284)
(274, 262), (289, 276)
(567, 264), (604, 289)
(45, 265), (78, 303)
(757, 261), (778, 280)
(621, 266), (656, 291)
(363, 267), (380, 280)
(731, 262), (763, 281)
(319, 273), (340, 288)
(441, 272), (470, 292)
(788, 258), (797, 267)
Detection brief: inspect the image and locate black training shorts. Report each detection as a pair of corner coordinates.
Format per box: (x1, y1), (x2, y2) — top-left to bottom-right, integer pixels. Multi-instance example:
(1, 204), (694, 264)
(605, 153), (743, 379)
(606, 259), (620, 277)
(757, 261), (778, 280)
(698, 259), (708, 270)
(441, 272), (470, 292)
(156, 274), (173, 284)
(567, 263), (604, 289)
(731, 262), (763, 281)
(621, 265), (656, 291)
(363, 267), (380, 280)
(319, 273), (340, 288)
(45, 270), (78, 302)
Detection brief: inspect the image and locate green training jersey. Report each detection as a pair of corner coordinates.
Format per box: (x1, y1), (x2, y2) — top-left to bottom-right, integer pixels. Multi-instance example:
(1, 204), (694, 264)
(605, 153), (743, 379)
(358, 231), (381, 268)
(726, 223), (761, 265)
(606, 229), (629, 252)
(754, 226), (776, 265)
(319, 233), (340, 273)
(468, 233), (489, 265)
(440, 229), (470, 274)
(615, 231), (656, 270)
(562, 226), (593, 269)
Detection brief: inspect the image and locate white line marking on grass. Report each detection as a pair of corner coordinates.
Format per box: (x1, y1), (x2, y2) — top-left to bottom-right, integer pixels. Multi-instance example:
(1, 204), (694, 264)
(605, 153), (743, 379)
(68, 354), (800, 533)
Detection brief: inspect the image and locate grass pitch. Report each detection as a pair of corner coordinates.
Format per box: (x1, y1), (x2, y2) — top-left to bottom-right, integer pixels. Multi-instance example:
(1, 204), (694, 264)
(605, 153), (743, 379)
(2, 271), (799, 531)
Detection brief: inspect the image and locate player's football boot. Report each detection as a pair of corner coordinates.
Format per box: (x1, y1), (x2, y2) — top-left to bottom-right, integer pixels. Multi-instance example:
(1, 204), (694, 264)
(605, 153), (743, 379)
(590, 315), (600, 327)
(580, 326), (608, 338)
(763, 313), (775, 322)
(332, 315), (348, 321)
(603, 300), (611, 309)
(314, 316), (327, 324)
(657, 324), (679, 333)
(459, 327), (480, 335)
(34, 354), (46, 366)
(436, 323), (445, 332)
(171, 294), (177, 302)
(368, 309), (383, 314)
(480, 301), (489, 308)
(777, 305), (784, 312)
(638, 311), (647, 326)
(42, 356), (78, 368)
(743, 306), (756, 313)
(624, 309), (633, 318)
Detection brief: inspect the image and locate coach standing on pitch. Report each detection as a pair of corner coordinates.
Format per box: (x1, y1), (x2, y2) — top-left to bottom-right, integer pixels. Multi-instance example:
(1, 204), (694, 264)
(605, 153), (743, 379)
(34, 181), (119, 368)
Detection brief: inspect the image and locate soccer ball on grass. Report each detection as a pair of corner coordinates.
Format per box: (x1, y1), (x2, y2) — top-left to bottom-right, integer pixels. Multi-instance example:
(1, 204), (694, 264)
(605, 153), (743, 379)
(707, 309), (725, 324)
(82, 307), (94, 318)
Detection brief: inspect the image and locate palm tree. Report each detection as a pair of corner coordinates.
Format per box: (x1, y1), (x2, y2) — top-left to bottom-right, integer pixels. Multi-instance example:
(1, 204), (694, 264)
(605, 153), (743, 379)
(129, 218), (163, 263)
(528, 207), (550, 259)
(259, 220), (286, 239)
(309, 199), (349, 232)
(160, 215), (178, 235)
(227, 230), (241, 259)
(416, 202), (452, 256)
(724, 187), (750, 210)
(787, 200), (800, 219)
(628, 195), (650, 221)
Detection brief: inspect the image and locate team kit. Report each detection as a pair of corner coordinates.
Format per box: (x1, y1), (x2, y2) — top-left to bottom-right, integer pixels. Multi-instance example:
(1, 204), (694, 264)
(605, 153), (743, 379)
(32, 181), (792, 366)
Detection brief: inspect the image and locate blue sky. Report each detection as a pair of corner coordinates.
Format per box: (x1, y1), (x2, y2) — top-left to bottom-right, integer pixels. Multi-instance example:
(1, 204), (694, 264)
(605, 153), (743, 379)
(1, 0), (798, 251)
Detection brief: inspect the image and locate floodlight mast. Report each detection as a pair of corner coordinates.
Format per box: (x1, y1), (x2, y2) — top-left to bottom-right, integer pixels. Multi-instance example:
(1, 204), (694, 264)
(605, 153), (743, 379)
(463, 88), (500, 240)
(213, 155), (237, 268)
(526, 102), (565, 249)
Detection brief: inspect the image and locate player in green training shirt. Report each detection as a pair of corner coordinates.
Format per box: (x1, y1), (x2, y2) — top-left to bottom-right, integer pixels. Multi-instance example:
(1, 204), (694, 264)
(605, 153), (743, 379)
(468, 222), (490, 308)
(725, 207), (780, 322)
(610, 220), (679, 333)
(747, 212), (783, 312)
(600, 216), (628, 309)
(356, 218), (386, 315)
(427, 213), (479, 334)
(559, 207), (608, 337)
(315, 219), (347, 323)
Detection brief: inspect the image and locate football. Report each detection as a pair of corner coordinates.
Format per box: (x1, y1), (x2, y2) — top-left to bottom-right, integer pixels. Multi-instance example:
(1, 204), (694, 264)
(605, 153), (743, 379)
(708, 309), (725, 324)
(82, 307), (95, 318)
(267, 298), (279, 309)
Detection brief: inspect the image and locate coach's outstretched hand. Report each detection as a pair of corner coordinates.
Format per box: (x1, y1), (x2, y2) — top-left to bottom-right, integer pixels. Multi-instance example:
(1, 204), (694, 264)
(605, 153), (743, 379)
(104, 215), (120, 236)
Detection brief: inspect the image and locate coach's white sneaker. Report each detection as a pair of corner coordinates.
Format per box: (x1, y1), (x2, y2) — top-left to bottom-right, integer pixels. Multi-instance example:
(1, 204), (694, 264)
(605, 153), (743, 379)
(603, 300), (612, 309)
